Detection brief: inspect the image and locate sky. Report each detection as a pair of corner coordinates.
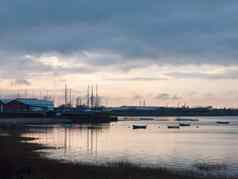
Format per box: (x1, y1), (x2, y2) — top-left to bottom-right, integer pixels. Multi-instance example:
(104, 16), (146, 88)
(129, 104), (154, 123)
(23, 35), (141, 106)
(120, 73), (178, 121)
(0, 0), (238, 107)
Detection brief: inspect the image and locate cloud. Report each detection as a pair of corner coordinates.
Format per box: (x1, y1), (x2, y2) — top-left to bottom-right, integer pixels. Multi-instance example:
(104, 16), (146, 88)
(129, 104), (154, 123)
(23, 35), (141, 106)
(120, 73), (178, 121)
(166, 69), (238, 80)
(155, 93), (181, 100)
(105, 77), (168, 81)
(0, 0), (238, 69)
(13, 79), (31, 86)
(0, 53), (96, 81)
(1, 0), (238, 96)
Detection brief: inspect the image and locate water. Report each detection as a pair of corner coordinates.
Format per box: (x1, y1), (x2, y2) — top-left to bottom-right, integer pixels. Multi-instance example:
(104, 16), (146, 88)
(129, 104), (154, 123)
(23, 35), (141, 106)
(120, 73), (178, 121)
(22, 116), (238, 176)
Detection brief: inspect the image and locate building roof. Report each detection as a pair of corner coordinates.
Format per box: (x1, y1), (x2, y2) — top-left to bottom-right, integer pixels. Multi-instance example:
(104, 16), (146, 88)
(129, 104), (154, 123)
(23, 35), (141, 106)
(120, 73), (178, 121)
(15, 98), (54, 108)
(0, 99), (13, 104)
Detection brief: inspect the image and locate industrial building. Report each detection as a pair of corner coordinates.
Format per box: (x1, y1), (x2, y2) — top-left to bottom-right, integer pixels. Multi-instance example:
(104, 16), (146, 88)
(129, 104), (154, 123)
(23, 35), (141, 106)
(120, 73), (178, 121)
(0, 99), (12, 112)
(0, 98), (54, 112)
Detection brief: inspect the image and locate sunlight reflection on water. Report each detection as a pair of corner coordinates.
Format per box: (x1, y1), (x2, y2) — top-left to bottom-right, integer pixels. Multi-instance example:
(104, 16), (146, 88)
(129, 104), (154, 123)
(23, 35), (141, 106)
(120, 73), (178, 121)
(22, 116), (238, 176)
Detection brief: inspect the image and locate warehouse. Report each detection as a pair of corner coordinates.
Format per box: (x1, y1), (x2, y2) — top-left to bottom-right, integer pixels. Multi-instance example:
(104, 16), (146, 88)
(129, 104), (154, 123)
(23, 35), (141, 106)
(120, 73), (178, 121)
(0, 99), (13, 112)
(3, 98), (54, 112)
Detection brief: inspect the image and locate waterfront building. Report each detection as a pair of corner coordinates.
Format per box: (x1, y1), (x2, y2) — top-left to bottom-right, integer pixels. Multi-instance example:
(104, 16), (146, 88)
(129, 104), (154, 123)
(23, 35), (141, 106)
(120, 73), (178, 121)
(0, 99), (13, 112)
(3, 98), (54, 112)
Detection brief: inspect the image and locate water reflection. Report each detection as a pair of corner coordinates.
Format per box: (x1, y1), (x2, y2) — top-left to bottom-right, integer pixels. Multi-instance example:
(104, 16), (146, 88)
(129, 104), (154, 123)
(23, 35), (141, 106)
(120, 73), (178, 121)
(23, 117), (238, 176)
(25, 124), (108, 157)
(52, 125), (108, 156)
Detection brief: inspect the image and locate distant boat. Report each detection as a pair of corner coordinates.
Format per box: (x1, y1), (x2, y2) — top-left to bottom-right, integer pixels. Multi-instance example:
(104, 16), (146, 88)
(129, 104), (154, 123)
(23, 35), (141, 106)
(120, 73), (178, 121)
(179, 122), (191, 127)
(132, 124), (147, 129)
(216, 121), (230, 125)
(168, 125), (180, 129)
(123, 117), (137, 121)
(176, 118), (199, 122)
(140, 117), (154, 121)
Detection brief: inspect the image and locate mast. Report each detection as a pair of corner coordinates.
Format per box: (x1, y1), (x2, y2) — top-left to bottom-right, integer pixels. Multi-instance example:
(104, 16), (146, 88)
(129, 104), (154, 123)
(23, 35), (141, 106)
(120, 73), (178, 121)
(91, 85), (94, 108)
(69, 88), (72, 107)
(95, 84), (98, 107)
(65, 83), (68, 106)
(87, 85), (90, 107)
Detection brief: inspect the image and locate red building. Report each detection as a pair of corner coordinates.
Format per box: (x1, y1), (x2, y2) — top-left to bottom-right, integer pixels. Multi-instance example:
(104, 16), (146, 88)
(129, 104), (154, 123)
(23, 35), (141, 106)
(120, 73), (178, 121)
(0, 101), (3, 112)
(0, 99), (13, 112)
(0, 98), (54, 112)
(4, 100), (30, 112)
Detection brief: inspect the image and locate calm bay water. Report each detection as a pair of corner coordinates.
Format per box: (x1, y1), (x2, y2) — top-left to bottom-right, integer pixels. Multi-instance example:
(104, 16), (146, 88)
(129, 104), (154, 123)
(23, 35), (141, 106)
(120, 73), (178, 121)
(22, 116), (238, 176)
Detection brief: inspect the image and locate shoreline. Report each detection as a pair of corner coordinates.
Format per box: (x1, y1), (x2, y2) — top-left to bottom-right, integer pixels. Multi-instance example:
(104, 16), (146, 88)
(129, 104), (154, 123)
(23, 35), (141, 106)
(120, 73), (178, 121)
(0, 127), (236, 179)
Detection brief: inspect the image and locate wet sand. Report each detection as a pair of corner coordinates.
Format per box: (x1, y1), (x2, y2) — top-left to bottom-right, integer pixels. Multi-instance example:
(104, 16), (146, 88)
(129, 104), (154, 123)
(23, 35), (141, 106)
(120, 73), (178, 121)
(0, 128), (235, 179)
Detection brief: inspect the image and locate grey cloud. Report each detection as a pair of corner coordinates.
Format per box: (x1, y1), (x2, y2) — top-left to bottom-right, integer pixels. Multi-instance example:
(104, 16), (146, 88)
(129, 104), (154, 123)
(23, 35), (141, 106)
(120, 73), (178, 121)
(0, 53), (95, 80)
(0, 0), (238, 68)
(13, 79), (31, 86)
(167, 69), (238, 80)
(155, 93), (181, 100)
(105, 77), (168, 81)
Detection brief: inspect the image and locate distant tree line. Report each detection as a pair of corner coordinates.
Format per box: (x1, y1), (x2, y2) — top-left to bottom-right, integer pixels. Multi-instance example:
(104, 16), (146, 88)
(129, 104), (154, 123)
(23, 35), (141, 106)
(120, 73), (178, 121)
(110, 106), (238, 116)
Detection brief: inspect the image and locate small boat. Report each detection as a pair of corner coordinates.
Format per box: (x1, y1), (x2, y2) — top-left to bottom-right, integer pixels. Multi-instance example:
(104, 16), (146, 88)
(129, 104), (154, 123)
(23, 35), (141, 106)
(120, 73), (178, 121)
(124, 117), (138, 121)
(168, 125), (180, 129)
(179, 123), (191, 127)
(132, 124), (147, 129)
(140, 117), (154, 121)
(176, 118), (199, 122)
(216, 121), (230, 125)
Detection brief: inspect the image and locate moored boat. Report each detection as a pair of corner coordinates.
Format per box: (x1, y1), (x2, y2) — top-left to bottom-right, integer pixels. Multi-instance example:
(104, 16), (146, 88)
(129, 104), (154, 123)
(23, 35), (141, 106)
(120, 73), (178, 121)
(140, 117), (154, 121)
(176, 118), (199, 122)
(216, 121), (230, 125)
(168, 125), (180, 129)
(179, 123), (191, 127)
(132, 124), (147, 129)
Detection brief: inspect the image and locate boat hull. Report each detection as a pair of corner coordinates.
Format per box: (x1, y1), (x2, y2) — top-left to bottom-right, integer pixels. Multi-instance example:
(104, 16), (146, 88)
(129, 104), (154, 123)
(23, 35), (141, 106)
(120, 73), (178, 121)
(216, 121), (230, 125)
(132, 125), (147, 129)
(179, 123), (191, 127)
(168, 126), (180, 129)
